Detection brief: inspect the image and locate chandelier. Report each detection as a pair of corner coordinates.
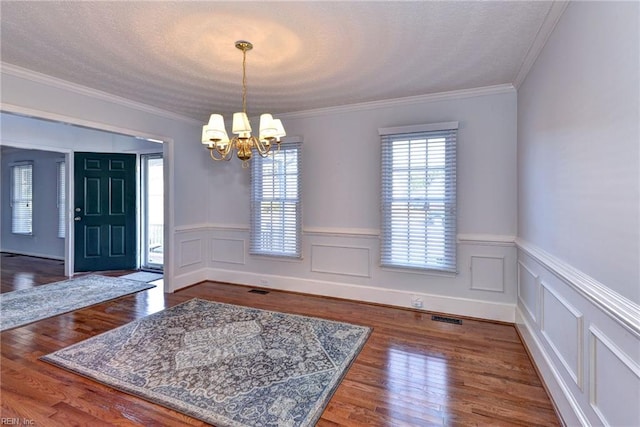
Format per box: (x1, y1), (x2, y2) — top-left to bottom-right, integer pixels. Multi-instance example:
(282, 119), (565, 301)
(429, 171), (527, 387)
(202, 40), (286, 167)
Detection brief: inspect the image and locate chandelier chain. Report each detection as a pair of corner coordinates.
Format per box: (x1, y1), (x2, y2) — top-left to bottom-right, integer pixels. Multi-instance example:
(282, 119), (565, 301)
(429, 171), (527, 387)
(242, 49), (247, 114)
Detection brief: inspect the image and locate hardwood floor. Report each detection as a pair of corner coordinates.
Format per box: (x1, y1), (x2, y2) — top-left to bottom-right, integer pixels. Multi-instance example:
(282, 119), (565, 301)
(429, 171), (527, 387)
(1, 254), (561, 426)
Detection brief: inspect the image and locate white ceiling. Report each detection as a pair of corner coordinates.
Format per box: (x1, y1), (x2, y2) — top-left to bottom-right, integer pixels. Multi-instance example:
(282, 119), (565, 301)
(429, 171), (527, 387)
(1, 1), (558, 122)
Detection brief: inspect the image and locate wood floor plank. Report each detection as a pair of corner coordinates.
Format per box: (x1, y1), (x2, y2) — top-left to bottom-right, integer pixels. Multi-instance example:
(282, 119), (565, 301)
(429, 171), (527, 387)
(0, 254), (561, 426)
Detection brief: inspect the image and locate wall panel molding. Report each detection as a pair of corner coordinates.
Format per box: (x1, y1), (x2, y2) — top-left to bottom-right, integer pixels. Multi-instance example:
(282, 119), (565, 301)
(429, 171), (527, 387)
(470, 255), (505, 292)
(589, 325), (640, 426)
(516, 307), (590, 427)
(516, 238), (640, 338)
(541, 281), (584, 389)
(179, 238), (203, 268)
(518, 260), (539, 324)
(311, 244), (371, 278)
(211, 238), (246, 265)
(517, 243), (640, 426)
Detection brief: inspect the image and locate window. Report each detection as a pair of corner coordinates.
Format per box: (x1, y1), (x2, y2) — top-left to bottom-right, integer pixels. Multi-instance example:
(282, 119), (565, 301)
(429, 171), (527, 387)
(11, 161), (33, 235)
(57, 161), (66, 238)
(379, 122), (457, 273)
(250, 141), (302, 258)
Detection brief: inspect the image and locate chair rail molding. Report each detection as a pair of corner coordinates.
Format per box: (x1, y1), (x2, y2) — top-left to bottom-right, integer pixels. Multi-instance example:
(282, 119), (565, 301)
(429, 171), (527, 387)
(515, 238), (640, 338)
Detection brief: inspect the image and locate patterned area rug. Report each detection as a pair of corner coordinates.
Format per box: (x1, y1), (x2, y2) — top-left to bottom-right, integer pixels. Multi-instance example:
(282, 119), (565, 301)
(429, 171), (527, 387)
(42, 298), (371, 427)
(0, 275), (155, 331)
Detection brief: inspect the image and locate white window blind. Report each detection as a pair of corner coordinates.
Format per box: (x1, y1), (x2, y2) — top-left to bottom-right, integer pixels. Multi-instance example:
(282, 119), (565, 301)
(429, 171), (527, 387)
(57, 161), (66, 238)
(11, 162), (33, 235)
(250, 141), (302, 258)
(380, 123), (457, 273)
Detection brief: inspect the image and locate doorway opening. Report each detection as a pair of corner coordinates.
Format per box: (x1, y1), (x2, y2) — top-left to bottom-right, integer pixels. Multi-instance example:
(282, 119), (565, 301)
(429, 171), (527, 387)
(141, 154), (163, 271)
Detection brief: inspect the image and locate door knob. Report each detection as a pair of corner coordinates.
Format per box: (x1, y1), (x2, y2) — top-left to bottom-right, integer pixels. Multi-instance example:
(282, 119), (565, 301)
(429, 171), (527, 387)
(74, 217), (81, 221)
(75, 208), (81, 212)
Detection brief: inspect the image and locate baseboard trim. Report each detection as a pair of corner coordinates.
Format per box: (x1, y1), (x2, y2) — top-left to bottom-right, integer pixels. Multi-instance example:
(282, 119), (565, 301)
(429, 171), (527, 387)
(0, 250), (64, 261)
(173, 267), (515, 323)
(170, 269), (209, 293)
(516, 306), (589, 427)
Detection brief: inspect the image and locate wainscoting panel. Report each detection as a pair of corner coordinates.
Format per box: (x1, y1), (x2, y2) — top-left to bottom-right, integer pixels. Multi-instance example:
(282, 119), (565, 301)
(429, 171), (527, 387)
(515, 239), (640, 427)
(172, 227), (210, 290)
(470, 255), (505, 292)
(518, 260), (539, 324)
(589, 326), (640, 427)
(311, 244), (370, 278)
(211, 238), (245, 265)
(180, 239), (202, 268)
(173, 226), (517, 322)
(541, 282), (583, 389)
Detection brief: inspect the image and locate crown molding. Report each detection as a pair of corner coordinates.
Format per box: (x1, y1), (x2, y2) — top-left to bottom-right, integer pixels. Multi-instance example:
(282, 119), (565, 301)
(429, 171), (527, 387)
(0, 63), (201, 125)
(513, 1), (570, 89)
(279, 84), (516, 119)
(2, 62), (518, 124)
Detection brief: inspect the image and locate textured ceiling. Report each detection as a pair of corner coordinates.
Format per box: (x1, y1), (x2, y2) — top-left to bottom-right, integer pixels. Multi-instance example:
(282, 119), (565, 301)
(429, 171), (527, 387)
(1, 1), (554, 122)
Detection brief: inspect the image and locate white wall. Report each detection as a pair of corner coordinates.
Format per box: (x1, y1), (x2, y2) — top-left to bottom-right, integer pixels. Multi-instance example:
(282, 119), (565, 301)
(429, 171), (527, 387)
(517, 2), (639, 426)
(173, 87), (519, 322)
(518, 2), (639, 304)
(1, 147), (65, 259)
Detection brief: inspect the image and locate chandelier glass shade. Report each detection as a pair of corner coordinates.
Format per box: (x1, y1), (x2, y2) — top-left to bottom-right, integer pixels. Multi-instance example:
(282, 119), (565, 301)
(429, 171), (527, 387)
(202, 40), (286, 167)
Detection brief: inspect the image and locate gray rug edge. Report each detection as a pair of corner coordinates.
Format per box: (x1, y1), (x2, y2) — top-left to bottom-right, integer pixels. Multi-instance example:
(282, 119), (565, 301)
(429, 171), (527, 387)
(1, 275), (155, 332)
(304, 322), (372, 426)
(120, 271), (163, 283)
(40, 298), (373, 427)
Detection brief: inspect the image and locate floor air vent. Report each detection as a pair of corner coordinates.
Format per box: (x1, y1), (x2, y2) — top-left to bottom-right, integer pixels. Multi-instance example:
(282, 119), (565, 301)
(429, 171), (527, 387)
(248, 289), (270, 295)
(432, 315), (462, 325)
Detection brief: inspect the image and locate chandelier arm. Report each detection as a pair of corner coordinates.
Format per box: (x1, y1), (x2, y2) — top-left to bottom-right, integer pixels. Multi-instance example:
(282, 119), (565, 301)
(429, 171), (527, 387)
(250, 136), (267, 158)
(208, 140), (234, 161)
(209, 148), (227, 161)
(254, 137), (270, 156)
(219, 138), (234, 158)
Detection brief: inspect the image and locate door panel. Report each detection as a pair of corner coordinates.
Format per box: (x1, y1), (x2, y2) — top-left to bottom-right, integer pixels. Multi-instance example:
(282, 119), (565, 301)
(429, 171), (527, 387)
(74, 153), (136, 272)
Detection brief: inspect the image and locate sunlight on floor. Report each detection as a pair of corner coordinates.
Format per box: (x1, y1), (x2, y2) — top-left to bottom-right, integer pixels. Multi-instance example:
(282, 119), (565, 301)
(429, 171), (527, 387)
(135, 279), (166, 315)
(12, 272), (36, 290)
(387, 345), (449, 424)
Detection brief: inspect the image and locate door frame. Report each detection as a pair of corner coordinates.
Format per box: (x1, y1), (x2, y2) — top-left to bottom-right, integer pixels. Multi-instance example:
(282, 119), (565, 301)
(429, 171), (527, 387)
(0, 105), (174, 293)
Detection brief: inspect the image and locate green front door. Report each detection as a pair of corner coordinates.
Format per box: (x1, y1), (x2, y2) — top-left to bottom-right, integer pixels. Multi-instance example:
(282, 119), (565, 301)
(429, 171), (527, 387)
(74, 153), (136, 272)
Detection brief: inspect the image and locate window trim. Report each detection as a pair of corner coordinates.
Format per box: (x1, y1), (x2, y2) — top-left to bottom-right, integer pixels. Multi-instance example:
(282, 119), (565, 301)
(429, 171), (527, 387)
(379, 122), (458, 273)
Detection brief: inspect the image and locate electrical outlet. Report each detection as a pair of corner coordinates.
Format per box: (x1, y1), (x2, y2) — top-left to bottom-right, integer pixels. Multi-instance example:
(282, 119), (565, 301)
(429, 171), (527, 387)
(259, 279), (269, 286)
(411, 296), (423, 309)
